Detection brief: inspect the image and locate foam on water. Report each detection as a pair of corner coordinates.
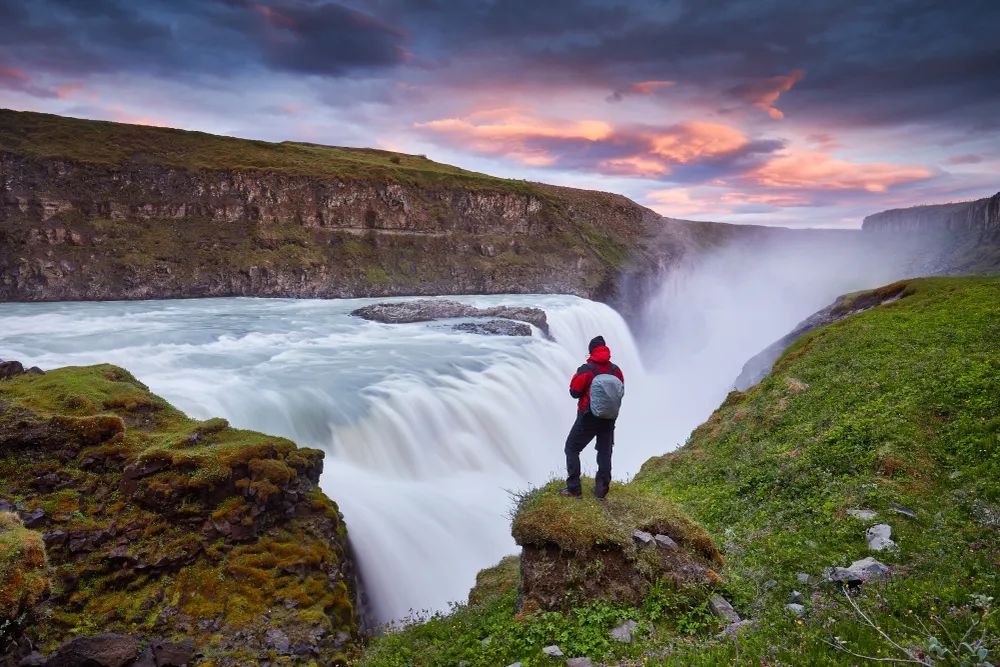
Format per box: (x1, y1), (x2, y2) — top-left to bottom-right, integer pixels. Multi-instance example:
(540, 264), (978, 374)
(0, 295), (650, 622)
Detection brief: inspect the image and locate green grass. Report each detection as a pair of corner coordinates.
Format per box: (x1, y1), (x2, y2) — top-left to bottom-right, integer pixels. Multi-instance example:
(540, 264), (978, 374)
(360, 276), (1000, 666)
(0, 108), (538, 194)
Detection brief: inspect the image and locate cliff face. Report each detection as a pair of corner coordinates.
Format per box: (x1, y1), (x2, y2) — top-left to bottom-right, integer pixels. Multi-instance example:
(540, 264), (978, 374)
(0, 109), (660, 303)
(862, 192), (1000, 238)
(0, 362), (361, 665)
(861, 192), (1000, 275)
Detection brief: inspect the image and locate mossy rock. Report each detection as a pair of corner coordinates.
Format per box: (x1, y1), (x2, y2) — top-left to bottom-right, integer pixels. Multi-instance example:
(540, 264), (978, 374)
(512, 479), (721, 611)
(0, 363), (360, 665)
(0, 512), (50, 626)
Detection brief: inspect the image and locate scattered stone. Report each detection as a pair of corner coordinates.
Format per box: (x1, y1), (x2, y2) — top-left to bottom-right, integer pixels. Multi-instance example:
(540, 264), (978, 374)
(846, 509), (878, 522)
(133, 640), (196, 667)
(481, 637), (492, 647)
(796, 572), (811, 585)
(632, 529), (654, 545)
(20, 507), (46, 528)
(654, 534), (678, 551)
(716, 619), (753, 639)
(785, 603), (805, 617)
(505, 663), (521, 667)
(264, 628), (291, 655)
(566, 659), (593, 667)
(829, 557), (890, 585)
(763, 579), (778, 592)
(709, 595), (740, 623)
(42, 633), (139, 667)
(789, 590), (804, 604)
(542, 645), (564, 657)
(453, 319), (532, 337)
(610, 619), (639, 643)
(888, 502), (917, 519)
(865, 524), (897, 552)
(27, 366), (44, 375)
(973, 500), (1000, 528)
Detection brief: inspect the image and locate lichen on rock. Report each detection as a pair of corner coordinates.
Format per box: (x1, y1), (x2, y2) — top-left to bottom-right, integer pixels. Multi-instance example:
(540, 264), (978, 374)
(0, 363), (361, 665)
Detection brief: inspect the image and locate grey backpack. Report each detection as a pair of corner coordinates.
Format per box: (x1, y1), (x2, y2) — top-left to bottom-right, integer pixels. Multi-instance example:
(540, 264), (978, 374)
(589, 372), (624, 419)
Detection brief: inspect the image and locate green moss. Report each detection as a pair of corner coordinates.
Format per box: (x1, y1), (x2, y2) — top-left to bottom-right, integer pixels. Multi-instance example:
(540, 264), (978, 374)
(0, 512), (50, 623)
(0, 363), (357, 662)
(512, 479), (719, 563)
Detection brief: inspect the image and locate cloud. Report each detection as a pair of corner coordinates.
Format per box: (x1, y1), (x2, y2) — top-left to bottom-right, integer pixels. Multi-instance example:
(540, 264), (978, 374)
(0, 63), (56, 98)
(416, 109), (766, 179)
(607, 80), (675, 102)
(720, 192), (811, 207)
(645, 188), (728, 218)
(730, 69), (805, 119)
(946, 154), (983, 165)
(746, 150), (933, 192)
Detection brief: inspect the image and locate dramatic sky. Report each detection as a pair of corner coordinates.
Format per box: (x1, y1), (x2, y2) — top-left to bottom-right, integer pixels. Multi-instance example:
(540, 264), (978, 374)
(1, 0), (998, 227)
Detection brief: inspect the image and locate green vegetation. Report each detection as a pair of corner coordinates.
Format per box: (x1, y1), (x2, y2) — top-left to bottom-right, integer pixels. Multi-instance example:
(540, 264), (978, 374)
(0, 512), (50, 646)
(513, 480), (719, 562)
(361, 276), (1000, 666)
(0, 364), (358, 663)
(0, 108), (537, 194)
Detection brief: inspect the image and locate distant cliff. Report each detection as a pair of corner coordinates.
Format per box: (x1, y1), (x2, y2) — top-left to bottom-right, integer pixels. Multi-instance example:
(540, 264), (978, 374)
(862, 191), (1000, 274)
(0, 109), (678, 303)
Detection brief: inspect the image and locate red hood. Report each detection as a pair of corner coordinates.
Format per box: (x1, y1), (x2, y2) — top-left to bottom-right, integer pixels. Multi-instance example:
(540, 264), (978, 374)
(588, 345), (611, 364)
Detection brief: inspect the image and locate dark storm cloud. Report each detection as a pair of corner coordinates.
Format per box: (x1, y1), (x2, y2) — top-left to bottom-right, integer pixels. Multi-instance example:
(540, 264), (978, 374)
(0, 0), (409, 84)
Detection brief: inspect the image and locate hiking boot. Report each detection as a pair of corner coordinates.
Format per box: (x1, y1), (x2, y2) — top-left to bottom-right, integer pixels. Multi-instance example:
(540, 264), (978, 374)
(558, 487), (582, 498)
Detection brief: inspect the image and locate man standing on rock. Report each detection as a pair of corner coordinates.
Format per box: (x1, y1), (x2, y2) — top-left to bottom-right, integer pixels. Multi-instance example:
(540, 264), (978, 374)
(560, 335), (625, 500)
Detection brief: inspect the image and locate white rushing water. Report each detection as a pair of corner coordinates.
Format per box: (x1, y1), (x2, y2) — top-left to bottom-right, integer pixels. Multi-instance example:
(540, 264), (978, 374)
(0, 294), (650, 622)
(0, 237), (901, 623)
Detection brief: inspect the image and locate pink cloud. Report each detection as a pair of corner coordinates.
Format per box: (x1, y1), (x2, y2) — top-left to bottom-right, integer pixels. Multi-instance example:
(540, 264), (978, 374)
(746, 150), (933, 192)
(720, 191), (811, 207)
(106, 107), (168, 127)
(731, 69), (805, 120)
(0, 64), (55, 98)
(645, 188), (728, 218)
(416, 109), (752, 176)
(607, 80), (675, 102)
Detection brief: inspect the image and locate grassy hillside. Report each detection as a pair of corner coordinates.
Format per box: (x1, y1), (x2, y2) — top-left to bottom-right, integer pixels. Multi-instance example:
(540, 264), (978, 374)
(361, 276), (1000, 666)
(0, 108), (536, 193)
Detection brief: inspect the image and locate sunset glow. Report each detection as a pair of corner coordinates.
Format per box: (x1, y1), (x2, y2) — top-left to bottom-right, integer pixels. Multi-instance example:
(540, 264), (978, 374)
(0, 0), (995, 227)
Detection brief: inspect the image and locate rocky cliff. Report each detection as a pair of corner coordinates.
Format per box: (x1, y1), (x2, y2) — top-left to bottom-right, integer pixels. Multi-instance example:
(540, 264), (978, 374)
(861, 191), (1000, 274)
(0, 362), (361, 666)
(0, 109), (672, 303)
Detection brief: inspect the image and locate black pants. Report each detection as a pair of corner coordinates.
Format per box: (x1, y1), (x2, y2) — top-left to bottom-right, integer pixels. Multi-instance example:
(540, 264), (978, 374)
(565, 411), (615, 497)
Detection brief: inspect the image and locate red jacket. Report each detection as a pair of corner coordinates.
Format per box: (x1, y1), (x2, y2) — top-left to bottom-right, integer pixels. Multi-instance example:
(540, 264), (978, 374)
(569, 345), (624, 413)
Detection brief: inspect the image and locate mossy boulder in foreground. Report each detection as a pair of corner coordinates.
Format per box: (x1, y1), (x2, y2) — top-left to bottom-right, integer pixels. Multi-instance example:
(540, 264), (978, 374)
(511, 480), (722, 612)
(0, 364), (360, 665)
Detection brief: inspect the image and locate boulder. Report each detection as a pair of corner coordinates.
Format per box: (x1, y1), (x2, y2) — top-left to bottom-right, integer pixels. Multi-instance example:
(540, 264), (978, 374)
(888, 502), (917, 519)
(632, 529), (654, 545)
(796, 572), (811, 585)
(542, 644), (564, 657)
(828, 557), (890, 585)
(41, 634), (139, 667)
(709, 595), (740, 623)
(609, 619), (639, 643)
(789, 590), (804, 604)
(865, 524), (897, 552)
(0, 360), (25, 379)
(566, 659), (593, 667)
(846, 509), (877, 522)
(654, 534), (679, 551)
(785, 603), (805, 617)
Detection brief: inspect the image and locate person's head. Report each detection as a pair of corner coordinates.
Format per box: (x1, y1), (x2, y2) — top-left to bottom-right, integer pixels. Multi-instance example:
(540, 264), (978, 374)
(588, 335), (606, 353)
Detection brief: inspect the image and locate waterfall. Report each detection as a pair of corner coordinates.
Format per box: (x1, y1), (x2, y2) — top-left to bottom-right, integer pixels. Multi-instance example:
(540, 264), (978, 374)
(0, 295), (647, 623)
